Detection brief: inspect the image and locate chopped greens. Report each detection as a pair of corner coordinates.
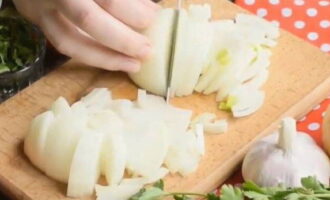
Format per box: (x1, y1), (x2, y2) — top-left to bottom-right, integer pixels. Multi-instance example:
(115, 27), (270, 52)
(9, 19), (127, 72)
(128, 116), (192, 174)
(0, 8), (40, 74)
(130, 177), (330, 200)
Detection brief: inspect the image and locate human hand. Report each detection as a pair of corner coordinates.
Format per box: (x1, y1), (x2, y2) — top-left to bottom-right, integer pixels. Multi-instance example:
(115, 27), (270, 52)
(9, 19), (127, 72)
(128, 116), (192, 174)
(13, 0), (161, 72)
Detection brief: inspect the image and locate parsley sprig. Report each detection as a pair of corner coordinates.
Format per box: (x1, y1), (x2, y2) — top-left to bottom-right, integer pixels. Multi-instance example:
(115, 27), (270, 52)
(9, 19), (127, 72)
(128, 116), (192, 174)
(129, 177), (330, 200)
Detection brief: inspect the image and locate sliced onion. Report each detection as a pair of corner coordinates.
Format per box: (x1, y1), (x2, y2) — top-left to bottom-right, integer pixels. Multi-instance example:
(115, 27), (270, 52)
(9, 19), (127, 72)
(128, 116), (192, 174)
(204, 120), (228, 134)
(124, 121), (169, 178)
(165, 129), (203, 176)
(240, 48), (271, 83)
(144, 167), (169, 184)
(67, 131), (104, 197)
(51, 97), (70, 116)
(24, 111), (55, 171)
(235, 13), (280, 40)
(193, 123), (205, 155)
(102, 132), (127, 186)
(243, 68), (269, 89)
(190, 112), (216, 126)
(87, 110), (123, 134)
(81, 88), (112, 112)
(129, 9), (175, 96)
(95, 178), (145, 200)
(44, 110), (87, 183)
(170, 5), (213, 96)
(230, 86), (265, 117)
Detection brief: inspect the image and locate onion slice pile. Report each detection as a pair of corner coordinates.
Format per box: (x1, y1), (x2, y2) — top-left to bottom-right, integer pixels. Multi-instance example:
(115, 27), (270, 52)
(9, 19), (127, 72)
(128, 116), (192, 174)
(24, 88), (207, 198)
(129, 4), (280, 117)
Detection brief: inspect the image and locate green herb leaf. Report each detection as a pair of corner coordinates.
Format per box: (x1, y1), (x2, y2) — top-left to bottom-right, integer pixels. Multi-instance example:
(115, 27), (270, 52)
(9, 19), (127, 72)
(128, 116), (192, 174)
(0, 64), (10, 73)
(244, 191), (269, 200)
(129, 188), (147, 200)
(154, 179), (164, 190)
(220, 185), (244, 200)
(128, 177), (330, 200)
(243, 181), (268, 195)
(129, 181), (167, 200)
(283, 193), (303, 200)
(137, 187), (166, 200)
(174, 194), (191, 200)
(301, 176), (326, 192)
(206, 193), (220, 200)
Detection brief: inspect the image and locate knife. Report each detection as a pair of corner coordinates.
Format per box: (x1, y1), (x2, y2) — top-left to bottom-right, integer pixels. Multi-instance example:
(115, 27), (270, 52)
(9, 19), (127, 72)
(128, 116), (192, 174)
(165, 0), (182, 104)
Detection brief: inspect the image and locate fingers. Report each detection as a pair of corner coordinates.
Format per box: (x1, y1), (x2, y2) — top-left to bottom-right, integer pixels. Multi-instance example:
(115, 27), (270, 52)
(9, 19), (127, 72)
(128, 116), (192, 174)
(56, 0), (152, 59)
(40, 11), (141, 72)
(95, 0), (160, 29)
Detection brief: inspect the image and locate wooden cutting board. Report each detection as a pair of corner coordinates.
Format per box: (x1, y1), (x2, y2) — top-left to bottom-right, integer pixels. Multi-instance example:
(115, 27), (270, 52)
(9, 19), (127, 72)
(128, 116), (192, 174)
(1, 0), (330, 199)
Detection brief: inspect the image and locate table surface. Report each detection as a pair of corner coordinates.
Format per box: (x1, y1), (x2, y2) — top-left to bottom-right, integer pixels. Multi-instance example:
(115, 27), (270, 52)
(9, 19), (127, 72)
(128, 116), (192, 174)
(0, 0), (329, 199)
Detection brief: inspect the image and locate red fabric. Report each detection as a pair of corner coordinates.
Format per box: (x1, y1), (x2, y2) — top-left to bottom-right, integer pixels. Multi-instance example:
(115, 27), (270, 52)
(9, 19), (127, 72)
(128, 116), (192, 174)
(223, 0), (330, 186)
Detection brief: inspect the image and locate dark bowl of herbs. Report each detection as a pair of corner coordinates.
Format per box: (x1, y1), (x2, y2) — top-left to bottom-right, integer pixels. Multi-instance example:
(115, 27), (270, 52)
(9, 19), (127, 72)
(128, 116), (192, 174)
(0, 8), (46, 102)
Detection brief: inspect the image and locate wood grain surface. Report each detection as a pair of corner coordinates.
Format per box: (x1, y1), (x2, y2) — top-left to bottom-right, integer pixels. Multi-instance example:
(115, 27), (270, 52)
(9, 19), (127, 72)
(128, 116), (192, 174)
(0, 0), (330, 199)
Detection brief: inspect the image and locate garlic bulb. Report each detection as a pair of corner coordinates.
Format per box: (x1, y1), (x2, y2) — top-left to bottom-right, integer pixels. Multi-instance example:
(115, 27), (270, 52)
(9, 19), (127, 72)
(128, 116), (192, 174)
(242, 117), (330, 187)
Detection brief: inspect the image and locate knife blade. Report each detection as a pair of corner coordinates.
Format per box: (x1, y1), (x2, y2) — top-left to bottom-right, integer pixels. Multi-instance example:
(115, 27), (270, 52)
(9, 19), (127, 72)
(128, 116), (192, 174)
(165, 0), (182, 104)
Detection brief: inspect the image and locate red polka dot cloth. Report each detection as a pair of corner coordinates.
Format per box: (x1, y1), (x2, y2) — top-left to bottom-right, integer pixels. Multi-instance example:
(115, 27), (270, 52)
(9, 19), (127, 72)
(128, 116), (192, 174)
(223, 0), (330, 186)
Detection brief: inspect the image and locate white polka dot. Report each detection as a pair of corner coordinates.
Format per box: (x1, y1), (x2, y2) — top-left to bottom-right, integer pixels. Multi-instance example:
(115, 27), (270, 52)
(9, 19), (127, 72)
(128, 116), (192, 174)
(313, 104), (321, 110)
(323, 112), (327, 117)
(307, 32), (319, 41)
(269, 0), (280, 5)
(271, 20), (280, 27)
(320, 20), (330, 28)
(319, 0), (330, 6)
(299, 116), (306, 122)
(307, 8), (318, 17)
(308, 122), (320, 131)
(281, 8), (292, 17)
(244, 0), (255, 5)
(257, 8), (268, 18)
(321, 44), (330, 52)
(294, 0), (305, 6)
(294, 21), (306, 29)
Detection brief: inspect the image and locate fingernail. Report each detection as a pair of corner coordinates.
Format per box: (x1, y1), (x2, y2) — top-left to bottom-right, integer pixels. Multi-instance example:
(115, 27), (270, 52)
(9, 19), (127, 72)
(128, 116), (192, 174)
(120, 59), (141, 72)
(137, 44), (153, 59)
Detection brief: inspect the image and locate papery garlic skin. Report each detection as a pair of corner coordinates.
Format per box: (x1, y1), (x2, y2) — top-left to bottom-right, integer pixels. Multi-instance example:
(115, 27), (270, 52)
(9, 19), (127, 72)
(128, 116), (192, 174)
(242, 117), (330, 187)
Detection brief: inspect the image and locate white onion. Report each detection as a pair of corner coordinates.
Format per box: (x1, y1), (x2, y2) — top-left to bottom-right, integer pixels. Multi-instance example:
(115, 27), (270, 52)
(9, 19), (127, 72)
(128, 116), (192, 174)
(170, 5), (213, 96)
(102, 132), (127, 186)
(44, 105), (87, 183)
(95, 178), (145, 200)
(25, 88), (206, 198)
(204, 120), (228, 134)
(67, 131), (104, 197)
(129, 9), (175, 96)
(81, 88), (112, 112)
(128, 8), (279, 118)
(24, 111), (54, 171)
(51, 97), (70, 116)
